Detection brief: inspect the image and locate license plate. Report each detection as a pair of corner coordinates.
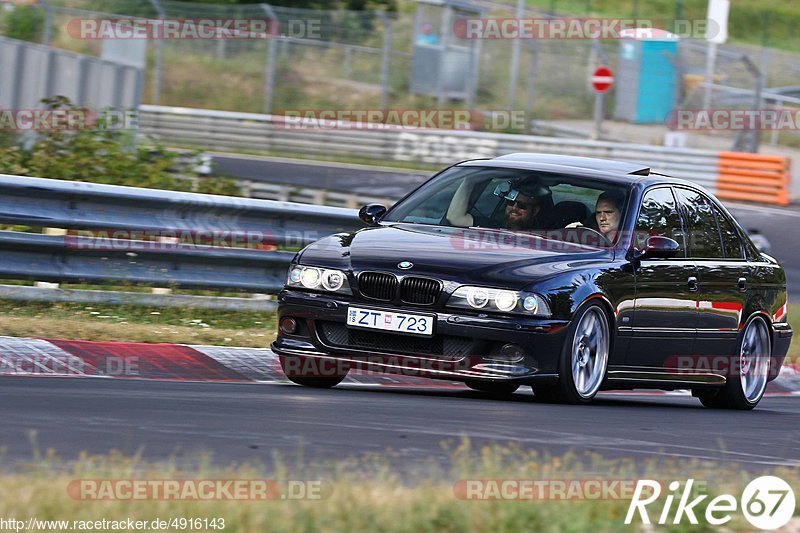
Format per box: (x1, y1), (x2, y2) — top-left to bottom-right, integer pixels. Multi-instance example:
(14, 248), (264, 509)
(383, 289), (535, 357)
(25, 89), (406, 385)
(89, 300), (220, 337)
(346, 307), (434, 337)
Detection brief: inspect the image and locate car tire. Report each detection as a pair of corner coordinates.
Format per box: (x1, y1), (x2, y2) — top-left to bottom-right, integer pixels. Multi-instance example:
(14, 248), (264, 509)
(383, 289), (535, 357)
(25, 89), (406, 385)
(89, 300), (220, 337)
(464, 380), (520, 395)
(696, 389), (727, 409)
(278, 354), (348, 389)
(537, 303), (611, 405)
(698, 316), (771, 410)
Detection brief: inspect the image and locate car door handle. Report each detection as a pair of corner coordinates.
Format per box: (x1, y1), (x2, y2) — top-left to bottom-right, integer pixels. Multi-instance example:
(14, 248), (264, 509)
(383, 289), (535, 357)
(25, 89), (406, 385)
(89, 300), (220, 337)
(737, 277), (747, 291)
(687, 276), (699, 292)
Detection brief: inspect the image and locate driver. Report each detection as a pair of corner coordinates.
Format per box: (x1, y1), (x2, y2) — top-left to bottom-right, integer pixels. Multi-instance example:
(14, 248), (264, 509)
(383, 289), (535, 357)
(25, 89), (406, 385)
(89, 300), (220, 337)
(446, 177), (554, 230)
(566, 191), (624, 242)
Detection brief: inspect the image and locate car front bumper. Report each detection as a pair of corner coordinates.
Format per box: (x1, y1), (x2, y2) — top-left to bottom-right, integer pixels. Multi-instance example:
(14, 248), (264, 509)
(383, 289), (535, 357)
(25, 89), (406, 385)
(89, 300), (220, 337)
(271, 289), (570, 384)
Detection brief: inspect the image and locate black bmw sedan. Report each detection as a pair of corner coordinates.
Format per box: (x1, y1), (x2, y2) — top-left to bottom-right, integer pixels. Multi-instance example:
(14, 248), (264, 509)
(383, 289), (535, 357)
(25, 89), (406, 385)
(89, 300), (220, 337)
(272, 153), (792, 409)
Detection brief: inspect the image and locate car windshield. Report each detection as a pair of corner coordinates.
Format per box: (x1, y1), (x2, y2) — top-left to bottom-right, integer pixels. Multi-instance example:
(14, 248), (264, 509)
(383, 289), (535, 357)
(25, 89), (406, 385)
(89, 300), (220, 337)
(383, 165), (631, 247)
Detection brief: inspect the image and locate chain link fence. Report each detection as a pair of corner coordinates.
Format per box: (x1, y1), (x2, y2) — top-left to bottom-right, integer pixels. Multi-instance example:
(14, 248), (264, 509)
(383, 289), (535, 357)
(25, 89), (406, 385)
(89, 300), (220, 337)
(1, 0), (798, 147)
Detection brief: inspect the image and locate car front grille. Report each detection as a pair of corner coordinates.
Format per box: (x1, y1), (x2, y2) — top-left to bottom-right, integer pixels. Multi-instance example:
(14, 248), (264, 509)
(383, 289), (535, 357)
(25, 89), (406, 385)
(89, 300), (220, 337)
(400, 276), (441, 305)
(317, 321), (473, 360)
(358, 272), (398, 301)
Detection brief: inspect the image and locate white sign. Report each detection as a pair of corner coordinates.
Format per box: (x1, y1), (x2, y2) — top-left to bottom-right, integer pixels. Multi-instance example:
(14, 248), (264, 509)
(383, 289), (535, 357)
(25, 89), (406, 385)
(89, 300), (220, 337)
(706, 0), (730, 44)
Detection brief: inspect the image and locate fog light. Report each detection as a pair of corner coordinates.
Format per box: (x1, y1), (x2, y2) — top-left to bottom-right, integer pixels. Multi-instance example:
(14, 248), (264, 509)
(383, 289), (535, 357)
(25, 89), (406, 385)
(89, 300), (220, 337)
(280, 317), (298, 335)
(500, 343), (525, 361)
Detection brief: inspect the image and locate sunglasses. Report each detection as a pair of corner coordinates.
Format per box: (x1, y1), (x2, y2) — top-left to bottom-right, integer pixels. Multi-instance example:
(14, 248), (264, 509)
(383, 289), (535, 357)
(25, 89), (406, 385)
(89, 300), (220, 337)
(506, 199), (535, 211)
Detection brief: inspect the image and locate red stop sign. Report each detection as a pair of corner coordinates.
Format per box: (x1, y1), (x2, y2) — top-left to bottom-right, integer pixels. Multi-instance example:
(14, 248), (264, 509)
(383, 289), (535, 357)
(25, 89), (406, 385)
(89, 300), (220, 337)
(591, 66), (614, 93)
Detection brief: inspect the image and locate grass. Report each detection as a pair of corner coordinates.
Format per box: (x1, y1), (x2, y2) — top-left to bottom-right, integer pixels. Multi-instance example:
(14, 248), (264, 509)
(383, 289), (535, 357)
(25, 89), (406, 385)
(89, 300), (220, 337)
(0, 441), (798, 532)
(525, 0), (800, 50)
(0, 299), (275, 347)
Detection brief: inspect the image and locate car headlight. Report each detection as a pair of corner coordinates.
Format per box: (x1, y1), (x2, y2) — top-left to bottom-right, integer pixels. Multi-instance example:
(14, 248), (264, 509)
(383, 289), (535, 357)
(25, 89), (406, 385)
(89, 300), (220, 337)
(287, 265), (351, 294)
(447, 286), (551, 316)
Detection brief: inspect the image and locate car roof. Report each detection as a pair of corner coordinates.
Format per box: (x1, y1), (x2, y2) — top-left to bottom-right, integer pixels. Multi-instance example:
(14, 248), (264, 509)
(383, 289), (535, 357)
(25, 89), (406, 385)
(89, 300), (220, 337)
(493, 153), (651, 176)
(457, 153), (702, 191)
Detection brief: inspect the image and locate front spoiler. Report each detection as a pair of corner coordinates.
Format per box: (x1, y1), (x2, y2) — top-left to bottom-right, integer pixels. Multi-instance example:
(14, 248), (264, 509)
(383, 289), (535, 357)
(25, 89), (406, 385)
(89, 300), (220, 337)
(271, 341), (559, 384)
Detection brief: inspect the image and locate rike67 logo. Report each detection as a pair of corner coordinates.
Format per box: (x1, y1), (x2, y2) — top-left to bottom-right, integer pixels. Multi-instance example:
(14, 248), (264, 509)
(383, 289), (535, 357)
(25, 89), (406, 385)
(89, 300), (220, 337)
(625, 476), (795, 530)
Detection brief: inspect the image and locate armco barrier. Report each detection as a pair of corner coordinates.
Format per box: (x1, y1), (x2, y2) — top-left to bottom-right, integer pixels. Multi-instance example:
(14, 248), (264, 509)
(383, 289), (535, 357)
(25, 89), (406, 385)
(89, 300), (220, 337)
(139, 105), (792, 205)
(0, 174), (361, 296)
(0, 173), (361, 248)
(716, 152), (791, 206)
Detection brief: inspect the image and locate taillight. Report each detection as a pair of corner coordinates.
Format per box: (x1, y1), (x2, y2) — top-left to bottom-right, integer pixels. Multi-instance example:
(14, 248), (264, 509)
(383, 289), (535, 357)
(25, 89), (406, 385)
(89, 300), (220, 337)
(773, 301), (788, 323)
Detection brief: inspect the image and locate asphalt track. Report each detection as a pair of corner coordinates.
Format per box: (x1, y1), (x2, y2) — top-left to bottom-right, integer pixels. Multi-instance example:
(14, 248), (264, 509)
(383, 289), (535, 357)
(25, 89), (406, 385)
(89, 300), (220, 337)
(0, 154), (795, 476)
(211, 153), (800, 296)
(0, 377), (798, 472)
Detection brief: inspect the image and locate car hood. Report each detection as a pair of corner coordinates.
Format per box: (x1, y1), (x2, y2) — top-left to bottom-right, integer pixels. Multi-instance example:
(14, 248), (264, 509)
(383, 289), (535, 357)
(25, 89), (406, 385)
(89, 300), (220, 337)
(298, 223), (612, 288)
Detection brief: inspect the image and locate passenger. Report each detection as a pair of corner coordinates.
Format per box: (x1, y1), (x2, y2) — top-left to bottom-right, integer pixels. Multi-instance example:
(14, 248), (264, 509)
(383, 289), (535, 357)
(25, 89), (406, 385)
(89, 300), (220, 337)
(446, 177), (553, 230)
(566, 191), (624, 242)
(502, 188), (546, 230)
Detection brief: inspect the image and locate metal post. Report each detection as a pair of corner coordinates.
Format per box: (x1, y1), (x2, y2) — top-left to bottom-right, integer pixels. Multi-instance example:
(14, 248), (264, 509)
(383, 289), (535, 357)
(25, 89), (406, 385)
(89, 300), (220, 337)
(147, 0), (165, 105)
(507, 0), (525, 110)
(260, 4), (278, 113)
(746, 54), (763, 153)
(770, 102), (781, 146)
(592, 92), (604, 139)
(467, 25), (482, 107)
(43, 49), (55, 98)
(344, 46), (352, 79)
(761, 12), (770, 87)
(701, 41), (717, 110)
(524, 40), (539, 134)
(436, 7), (452, 105)
(379, 11), (392, 110)
(39, 0), (53, 45)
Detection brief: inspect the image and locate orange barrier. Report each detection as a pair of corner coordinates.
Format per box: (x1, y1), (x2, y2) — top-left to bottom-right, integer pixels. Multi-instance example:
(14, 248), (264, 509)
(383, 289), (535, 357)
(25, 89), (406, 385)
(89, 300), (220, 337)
(716, 152), (791, 206)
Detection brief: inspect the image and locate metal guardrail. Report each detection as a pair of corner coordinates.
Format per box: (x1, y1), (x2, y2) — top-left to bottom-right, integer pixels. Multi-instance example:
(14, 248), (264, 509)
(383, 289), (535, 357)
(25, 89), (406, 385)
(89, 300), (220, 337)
(0, 174), (361, 247)
(0, 174), (362, 298)
(139, 104), (723, 193)
(242, 181), (393, 207)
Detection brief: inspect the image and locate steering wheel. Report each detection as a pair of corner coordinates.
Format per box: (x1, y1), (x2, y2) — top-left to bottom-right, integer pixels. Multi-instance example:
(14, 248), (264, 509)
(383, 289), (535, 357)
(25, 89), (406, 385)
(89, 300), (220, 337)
(575, 226), (612, 247)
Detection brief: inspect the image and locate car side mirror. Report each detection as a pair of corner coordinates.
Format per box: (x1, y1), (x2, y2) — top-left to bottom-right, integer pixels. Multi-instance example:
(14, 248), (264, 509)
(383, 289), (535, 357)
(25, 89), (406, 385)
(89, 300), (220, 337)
(359, 203), (387, 226)
(636, 236), (680, 260)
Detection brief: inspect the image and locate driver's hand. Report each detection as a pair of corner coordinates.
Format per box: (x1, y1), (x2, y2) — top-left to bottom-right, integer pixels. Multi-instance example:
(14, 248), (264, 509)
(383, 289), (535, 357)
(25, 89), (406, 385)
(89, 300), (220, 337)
(565, 221), (583, 228)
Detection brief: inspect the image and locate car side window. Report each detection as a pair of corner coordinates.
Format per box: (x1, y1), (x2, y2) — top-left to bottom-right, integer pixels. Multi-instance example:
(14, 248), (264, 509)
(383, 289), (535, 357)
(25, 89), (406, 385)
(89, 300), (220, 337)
(712, 204), (745, 260)
(635, 187), (686, 256)
(674, 188), (724, 259)
(397, 179), (463, 224)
